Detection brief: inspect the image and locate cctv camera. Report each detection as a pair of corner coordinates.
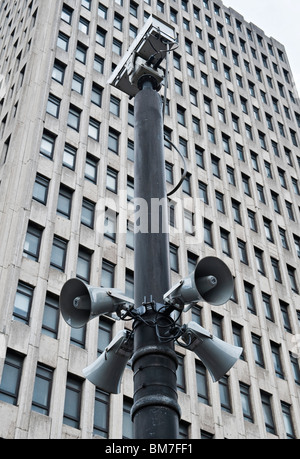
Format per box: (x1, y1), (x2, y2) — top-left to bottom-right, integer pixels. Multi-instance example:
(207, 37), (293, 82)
(108, 15), (177, 97)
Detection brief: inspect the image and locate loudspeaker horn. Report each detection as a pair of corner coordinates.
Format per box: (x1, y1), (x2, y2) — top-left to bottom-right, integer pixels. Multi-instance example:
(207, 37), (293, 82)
(82, 330), (134, 394)
(164, 256), (234, 307)
(181, 321), (242, 382)
(59, 278), (134, 328)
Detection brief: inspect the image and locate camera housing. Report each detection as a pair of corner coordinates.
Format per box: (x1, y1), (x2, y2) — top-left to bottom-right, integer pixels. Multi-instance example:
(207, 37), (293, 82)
(107, 15), (177, 97)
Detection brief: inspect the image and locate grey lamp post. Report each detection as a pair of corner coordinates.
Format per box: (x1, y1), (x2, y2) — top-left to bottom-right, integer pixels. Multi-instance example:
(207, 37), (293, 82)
(59, 15), (241, 442)
(131, 79), (181, 439)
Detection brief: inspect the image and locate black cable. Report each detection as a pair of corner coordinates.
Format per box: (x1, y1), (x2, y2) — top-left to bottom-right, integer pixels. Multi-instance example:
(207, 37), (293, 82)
(164, 136), (188, 197)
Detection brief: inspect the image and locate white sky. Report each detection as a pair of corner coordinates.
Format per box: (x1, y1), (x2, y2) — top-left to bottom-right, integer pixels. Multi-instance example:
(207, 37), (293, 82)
(223, 0), (300, 95)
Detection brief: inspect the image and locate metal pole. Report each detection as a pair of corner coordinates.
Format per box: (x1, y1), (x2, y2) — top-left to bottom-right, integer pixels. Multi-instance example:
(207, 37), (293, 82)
(131, 80), (181, 439)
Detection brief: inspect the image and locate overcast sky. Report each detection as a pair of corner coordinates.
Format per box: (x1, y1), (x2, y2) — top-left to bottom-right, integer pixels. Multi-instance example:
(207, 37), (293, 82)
(223, 0), (300, 95)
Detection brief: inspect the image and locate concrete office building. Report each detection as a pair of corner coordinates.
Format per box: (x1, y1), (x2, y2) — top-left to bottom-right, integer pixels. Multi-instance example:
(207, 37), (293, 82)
(0, 0), (300, 439)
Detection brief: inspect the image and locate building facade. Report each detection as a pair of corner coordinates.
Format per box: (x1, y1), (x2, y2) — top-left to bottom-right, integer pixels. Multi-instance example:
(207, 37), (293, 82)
(0, 0), (300, 439)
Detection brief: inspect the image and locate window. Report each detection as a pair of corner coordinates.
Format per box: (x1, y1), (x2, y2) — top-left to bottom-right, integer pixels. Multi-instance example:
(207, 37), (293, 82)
(281, 402), (296, 439)
(32, 364), (53, 415)
(198, 47), (206, 64)
(233, 324), (244, 359)
(110, 96), (120, 116)
(204, 219), (213, 247)
(208, 126), (215, 143)
(257, 184), (266, 204)
(254, 247), (266, 276)
(271, 257), (282, 283)
(179, 137), (188, 158)
(264, 218), (274, 242)
(204, 96), (212, 115)
(57, 32), (69, 51)
(239, 383), (253, 422)
(271, 342), (284, 379)
(127, 176), (134, 202)
(40, 130), (56, 159)
(33, 174), (49, 204)
(251, 152), (259, 171)
(261, 391), (276, 434)
(285, 201), (295, 221)
(127, 140), (134, 162)
(114, 13), (123, 31)
(199, 181), (208, 204)
(215, 80), (222, 97)
(128, 105), (134, 126)
(232, 199), (242, 224)
(85, 154), (98, 183)
(104, 208), (117, 242)
(287, 265), (298, 293)
(245, 282), (256, 314)
(262, 293), (274, 322)
(248, 210), (257, 232)
(190, 87), (198, 106)
(88, 118), (100, 141)
(112, 38), (122, 56)
(170, 243), (179, 272)
(123, 398), (134, 439)
(94, 55), (104, 73)
(220, 229), (231, 257)
(0, 350), (24, 405)
(290, 353), (300, 386)
(182, 173), (191, 195)
(97, 317), (113, 355)
(271, 191), (280, 213)
(75, 42), (87, 64)
(216, 191), (225, 213)
(196, 362), (209, 405)
(94, 389), (110, 437)
(78, 16), (89, 34)
(185, 38), (193, 55)
(176, 354), (186, 392)
(101, 260), (115, 288)
(42, 294), (59, 338)
(222, 135), (230, 154)
(177, 105), (186, 125)
(61, 4), (73, 24)
(279, 227), (289, 250)
(81, 198), (95, 229)
(23, 223), (42, 261)
(252, 334), (264, 367)
(108, 128), (119, 154)
(106, 167), (118, 193)
(165, 162), (173, 184)
(196, 146), (205, 168)
(96, 27), (106, 46)
(76, 247), (92, 282)
(72, 73), (84, 94)
(13, 282), (33, 324)
(98, 4), (108, 19)
(82, 0), (91, 10)
(184, 210), (195, 235)
(52, 60), (66, 84)
(63, 143), (77, 170)
(67, 105), (81, 131)
(63, 375), (82, 428)
(57, 185), (73, 219)
(50, 236), (67, 271)
(227, 166), (235, 186)
(126, 221), (134, 249)
(125, 269), (134, 299)
(218, 107), (226, 123)
(219, 376), (231, 413)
